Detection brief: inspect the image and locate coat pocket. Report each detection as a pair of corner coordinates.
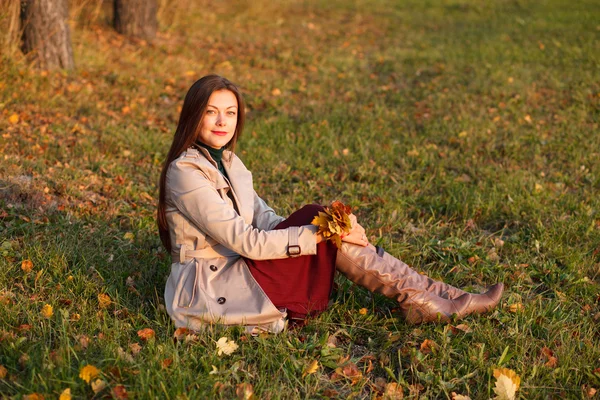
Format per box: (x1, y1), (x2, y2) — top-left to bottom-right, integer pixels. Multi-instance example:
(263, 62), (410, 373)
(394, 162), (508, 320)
(176, 262), (199, 309)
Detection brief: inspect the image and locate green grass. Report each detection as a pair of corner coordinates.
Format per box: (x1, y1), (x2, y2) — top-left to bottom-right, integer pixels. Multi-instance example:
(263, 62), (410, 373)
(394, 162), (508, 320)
(1, 0), (599, 398)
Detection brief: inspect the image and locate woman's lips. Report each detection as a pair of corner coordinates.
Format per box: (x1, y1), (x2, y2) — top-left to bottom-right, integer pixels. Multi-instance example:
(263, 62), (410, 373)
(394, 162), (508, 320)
(212, 131), (228, 136)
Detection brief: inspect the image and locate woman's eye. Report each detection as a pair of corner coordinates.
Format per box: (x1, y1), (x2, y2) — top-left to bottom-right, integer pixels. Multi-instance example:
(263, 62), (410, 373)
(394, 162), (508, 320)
(227, 111), (236, 116)
(206, 110), (216, 114)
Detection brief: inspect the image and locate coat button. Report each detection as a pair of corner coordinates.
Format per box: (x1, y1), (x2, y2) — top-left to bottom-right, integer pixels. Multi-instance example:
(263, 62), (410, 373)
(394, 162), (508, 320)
(217, 297), (226, 305)
(210, 265), (218, 271)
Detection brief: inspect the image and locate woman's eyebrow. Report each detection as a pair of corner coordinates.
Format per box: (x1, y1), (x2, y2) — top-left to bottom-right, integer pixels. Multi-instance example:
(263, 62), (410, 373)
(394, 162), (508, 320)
(207, 104), (238, 109)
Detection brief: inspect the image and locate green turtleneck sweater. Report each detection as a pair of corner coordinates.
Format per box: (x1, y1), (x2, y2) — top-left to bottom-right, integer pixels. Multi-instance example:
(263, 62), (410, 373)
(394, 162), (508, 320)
(196, 141), (228, 178)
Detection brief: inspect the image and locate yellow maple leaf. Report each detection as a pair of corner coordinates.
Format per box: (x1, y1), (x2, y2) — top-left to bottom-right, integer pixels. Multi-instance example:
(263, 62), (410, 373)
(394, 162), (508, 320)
(59, 388), (71, 400)
(41, 304), (53, 318)
(98, 293), (111, 309)
(303, 360), (319, 377)
(79, 364), (100, 383)
(493, 368), (520, 400)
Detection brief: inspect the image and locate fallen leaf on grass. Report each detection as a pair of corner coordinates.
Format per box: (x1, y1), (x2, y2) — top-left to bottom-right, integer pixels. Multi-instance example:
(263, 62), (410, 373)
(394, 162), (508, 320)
(451, 393), (471, 400)
(508, 303), (524, 313)
(419, 339), (438, 354)
(129, 343), (142, 355)
(303, 360), (319, 377)
(236, 382), (254, 399)
(449, 324), (473, 334)
(334, 362), (362, 385)
(493, 368), (520, 400)
(91, 379), (108, 393)
(112, 385), (129, 399)
(540, 347), (558, 368)
(79, 364), (100, 383)
(41, 304), (53, 318)
(384, 382), (404, 399)
(21, 260), (33, 273)
(0, 364), (7, 378)
(137, 328), (155, 341)
(117, 347), (134, 363)
(216, 337), (239, 356)
(359, 307), (368, 315)
(22, 394), (44, 400)
(8, 113), (19, 124)
(173, 327), (191, 341)
(98, 293), (111, 309)
(59, 388), (71, 400)
(162, 358), (173, 369)
(322, 389), (339, 398)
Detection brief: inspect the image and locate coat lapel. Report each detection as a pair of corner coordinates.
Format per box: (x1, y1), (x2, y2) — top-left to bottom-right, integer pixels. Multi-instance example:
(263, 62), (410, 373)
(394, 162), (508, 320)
(223, 154), (254, 224)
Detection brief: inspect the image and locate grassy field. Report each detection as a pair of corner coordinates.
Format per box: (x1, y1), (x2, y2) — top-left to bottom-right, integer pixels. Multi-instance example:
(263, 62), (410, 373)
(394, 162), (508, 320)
(1, 0), (599, 398)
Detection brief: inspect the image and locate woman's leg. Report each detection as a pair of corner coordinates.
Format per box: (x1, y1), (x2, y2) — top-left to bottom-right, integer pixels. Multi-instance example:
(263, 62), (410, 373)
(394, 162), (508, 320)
(245, 204), (337, 320)
(335, 243), (504, 324)
(373, 245), (503, 314)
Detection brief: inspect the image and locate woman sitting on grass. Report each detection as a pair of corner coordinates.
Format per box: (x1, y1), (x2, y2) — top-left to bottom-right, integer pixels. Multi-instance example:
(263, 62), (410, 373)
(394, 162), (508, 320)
(157, 75), (504, 333)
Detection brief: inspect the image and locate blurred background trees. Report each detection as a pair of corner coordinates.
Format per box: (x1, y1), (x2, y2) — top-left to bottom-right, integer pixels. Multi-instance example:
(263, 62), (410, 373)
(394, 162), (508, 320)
(1, 0), (167, 70)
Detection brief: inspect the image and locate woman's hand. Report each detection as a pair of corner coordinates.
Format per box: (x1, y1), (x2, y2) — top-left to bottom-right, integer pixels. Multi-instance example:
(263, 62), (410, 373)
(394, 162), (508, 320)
(342, 214), (369, 247)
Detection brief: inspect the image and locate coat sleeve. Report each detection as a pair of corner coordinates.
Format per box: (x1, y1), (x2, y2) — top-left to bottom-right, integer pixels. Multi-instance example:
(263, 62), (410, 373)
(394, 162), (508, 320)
(252, 191), (286, 231)
(167, 158), (317, 260)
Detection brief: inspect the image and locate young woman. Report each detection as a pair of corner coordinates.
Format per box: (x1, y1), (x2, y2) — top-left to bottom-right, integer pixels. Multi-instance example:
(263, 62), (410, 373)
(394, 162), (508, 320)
(158, 75), (504, 334)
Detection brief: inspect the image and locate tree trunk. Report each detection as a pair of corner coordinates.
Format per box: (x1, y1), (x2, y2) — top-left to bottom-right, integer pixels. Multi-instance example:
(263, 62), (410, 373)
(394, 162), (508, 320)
(20, 0), (74, 70)
(113, 0), (157, 42)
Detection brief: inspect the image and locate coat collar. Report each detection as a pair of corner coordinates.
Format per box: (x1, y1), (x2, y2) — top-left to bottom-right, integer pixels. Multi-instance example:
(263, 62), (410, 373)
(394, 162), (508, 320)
(191, 147), (254, 224)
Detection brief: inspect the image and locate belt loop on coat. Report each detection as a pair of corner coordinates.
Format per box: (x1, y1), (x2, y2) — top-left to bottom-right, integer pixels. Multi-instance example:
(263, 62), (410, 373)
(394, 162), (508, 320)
(179, 244), (186, 264)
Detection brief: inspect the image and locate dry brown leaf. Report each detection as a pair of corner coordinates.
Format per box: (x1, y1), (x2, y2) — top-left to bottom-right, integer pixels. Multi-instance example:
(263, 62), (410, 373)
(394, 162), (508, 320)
(322, 389), (339, 398)
(21, 260), (33, 273)
(137, 328), (155, 341)
(583, 385), (597, 398)
(0, 364), (7, 378)
(78, 335), (90, 349)
(91, 379), (108, 393)
(129, 343), (142, 355)
(384, 382), (404, 399)
(236, 382), (254, 400)
(451, 393), (472, 400)
(540, 347), (558, 368)
(419, 339), (437, 354)
(112, 385), (129, 399)
(340, 362), (362, 385)
(162, 358), (173, 369)
(173, 327), (191, 341)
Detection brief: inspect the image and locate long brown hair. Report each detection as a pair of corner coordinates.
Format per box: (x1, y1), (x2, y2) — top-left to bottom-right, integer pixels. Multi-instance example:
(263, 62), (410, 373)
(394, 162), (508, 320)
(157, 75), (246, 252)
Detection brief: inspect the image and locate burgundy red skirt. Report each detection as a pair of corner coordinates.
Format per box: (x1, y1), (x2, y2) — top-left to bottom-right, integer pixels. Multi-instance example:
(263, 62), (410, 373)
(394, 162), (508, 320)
(244, 204), (337, 320)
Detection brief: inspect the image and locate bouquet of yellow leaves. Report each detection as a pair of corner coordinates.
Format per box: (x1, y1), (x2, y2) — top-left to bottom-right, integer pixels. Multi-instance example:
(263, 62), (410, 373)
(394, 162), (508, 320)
(311, 201), (352, 249)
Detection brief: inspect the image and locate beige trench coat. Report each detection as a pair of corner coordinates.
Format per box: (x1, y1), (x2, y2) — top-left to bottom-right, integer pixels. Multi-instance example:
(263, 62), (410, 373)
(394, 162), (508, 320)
(163, 146), (318, 333)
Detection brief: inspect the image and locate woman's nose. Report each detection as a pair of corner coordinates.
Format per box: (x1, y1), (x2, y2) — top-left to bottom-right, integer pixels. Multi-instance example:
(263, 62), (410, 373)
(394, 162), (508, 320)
(216, 114), (226, 126)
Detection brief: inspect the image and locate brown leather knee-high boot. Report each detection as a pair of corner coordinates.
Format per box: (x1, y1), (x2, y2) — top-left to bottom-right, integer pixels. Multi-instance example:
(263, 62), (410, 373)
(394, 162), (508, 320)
(374, 245), (504, 314)
(335, 243), (503, 324)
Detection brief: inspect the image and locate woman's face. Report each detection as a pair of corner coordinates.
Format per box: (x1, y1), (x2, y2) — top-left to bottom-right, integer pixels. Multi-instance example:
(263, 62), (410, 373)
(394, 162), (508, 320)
(197, 89), (238, 149)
